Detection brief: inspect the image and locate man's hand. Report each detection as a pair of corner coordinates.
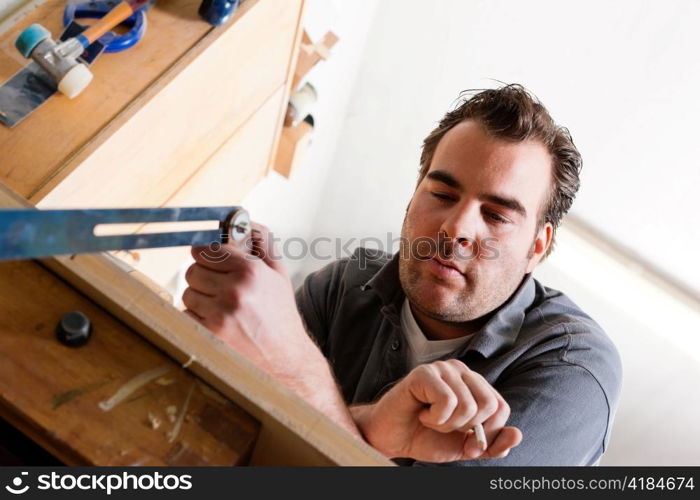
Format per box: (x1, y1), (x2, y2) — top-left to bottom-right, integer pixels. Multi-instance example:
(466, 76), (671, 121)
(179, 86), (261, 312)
(182, 224), (362, 437)
(183, 223), (311, 374)
(352, 359), (522, 462)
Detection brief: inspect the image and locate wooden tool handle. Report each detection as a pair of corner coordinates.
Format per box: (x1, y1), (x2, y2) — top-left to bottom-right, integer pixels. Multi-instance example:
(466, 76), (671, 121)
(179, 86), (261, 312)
(80, 1), (142, 45)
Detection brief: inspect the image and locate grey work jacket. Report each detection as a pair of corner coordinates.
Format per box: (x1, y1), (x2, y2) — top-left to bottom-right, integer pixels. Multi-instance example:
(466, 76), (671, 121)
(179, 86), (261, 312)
(295, 247), (623, 466)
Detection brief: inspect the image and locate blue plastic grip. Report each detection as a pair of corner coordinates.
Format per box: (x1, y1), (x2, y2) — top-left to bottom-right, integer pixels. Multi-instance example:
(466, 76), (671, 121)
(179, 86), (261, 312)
(75, 33), (90, 49)
(15, 23), (51, 58)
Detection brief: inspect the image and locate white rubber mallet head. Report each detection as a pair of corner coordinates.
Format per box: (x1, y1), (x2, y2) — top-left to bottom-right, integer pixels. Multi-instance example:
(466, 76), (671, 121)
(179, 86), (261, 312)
(57, 63), (93, 99)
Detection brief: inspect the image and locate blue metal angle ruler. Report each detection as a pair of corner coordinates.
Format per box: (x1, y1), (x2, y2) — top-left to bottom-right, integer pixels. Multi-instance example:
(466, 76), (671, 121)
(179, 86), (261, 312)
(0, 206), (250, 261)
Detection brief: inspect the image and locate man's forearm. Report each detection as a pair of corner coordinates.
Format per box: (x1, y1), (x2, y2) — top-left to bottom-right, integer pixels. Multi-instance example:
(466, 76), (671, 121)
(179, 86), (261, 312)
(273, 341), (363, 440)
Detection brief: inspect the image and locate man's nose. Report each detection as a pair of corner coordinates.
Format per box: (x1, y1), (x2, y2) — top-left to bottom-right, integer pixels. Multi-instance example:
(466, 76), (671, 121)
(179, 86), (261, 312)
(439, 205), (479, 249)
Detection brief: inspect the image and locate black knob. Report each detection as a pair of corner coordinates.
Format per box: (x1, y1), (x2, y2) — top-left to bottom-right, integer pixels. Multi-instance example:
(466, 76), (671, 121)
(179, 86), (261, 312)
(56, 311), (92, 347)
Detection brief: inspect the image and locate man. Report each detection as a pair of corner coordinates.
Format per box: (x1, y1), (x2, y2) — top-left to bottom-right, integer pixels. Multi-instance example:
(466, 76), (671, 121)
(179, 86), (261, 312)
(182, 84), (622, 465)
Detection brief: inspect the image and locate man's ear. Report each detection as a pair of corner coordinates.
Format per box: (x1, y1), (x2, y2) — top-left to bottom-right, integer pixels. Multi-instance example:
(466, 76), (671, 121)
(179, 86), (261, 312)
(526, 222), (553, 273)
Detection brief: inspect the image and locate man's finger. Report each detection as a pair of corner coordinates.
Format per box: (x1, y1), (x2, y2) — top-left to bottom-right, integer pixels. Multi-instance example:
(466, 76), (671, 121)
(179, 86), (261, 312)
(250, 222), (287, 276)
(182, 287), (221, 321)
(185, 263), (226, 297)
(459, 368), (499, 430)
(434, 366), (477, 431)
(479, 426), (523, 459)
(191, 242), (248, 273)
(462, 387), (512, 457)
(412, 372), (458, 427)
(183, 309), (202, 321)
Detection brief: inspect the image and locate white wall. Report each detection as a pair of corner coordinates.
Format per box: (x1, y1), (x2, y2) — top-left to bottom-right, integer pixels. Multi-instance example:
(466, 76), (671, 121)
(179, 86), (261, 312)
(302, 0), (700, 297)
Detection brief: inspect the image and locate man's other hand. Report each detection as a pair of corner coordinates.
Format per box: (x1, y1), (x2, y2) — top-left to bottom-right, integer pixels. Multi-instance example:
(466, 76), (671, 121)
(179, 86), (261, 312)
(352, 359), (522, 462)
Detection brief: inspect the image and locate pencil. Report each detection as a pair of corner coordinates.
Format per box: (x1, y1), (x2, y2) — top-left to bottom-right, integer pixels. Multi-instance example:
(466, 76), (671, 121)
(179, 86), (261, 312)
(474, 423), (487, 451)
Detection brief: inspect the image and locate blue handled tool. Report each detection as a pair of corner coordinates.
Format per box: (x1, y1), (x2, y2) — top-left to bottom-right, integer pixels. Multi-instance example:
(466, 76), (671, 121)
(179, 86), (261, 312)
(62, 0), (148, 53)
(0, 206), (251, 261)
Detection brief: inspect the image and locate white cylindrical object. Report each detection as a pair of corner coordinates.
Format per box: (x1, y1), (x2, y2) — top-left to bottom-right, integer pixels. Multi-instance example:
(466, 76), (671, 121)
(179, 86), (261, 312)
(57, 63), (93, 99)
(287, 82), (317, 126)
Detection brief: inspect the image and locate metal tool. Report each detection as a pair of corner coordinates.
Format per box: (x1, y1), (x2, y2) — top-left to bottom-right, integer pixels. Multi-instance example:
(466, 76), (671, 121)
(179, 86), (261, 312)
(0, 1), (151, 127)
(0, 206), (251, 261)
(16, 0), (151, 96)
(198, 0), (239, 26)
(0, 21), (103, 128)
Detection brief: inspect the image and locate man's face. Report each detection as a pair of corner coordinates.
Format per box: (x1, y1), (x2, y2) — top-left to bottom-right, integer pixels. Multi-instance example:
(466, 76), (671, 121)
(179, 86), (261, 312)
(399, 120), (553, 324)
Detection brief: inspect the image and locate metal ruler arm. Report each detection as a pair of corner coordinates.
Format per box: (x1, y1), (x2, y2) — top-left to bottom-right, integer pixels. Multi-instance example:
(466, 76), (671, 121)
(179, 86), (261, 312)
(0, 206), (250, 261)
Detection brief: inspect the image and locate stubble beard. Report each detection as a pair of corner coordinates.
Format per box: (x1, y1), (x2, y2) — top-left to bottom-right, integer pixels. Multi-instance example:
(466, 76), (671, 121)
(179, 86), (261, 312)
(398, 215), (530, 324)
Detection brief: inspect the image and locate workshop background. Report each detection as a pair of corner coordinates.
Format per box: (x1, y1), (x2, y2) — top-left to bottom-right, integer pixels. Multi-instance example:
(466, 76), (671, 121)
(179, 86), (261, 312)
(2, 0), (697, 465)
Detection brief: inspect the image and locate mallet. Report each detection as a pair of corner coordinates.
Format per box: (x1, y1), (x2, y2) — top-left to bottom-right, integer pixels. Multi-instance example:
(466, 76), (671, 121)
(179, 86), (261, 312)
(14, 0), (150, 98)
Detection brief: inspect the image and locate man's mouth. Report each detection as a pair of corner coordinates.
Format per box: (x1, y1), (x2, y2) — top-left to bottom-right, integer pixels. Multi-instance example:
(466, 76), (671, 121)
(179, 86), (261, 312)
(433, 256), (465, 274)
(427, 256), (466, 280)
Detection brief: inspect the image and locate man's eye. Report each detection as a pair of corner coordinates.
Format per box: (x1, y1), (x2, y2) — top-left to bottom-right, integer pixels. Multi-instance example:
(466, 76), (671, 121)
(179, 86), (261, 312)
(485, 211), (508, 224)
(430, 192), (455, 202)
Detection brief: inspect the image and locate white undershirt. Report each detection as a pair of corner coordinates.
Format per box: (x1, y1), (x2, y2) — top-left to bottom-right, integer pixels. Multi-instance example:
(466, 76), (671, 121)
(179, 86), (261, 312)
(400, 298), (473, 369)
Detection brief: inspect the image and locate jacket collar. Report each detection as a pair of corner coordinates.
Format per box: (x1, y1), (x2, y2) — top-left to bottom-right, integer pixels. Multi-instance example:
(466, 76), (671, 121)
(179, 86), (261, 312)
(362, 252), (536, 358)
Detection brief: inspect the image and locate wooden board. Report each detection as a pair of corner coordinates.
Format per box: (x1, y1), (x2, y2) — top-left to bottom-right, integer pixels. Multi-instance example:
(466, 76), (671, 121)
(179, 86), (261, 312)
(166, 85), (288, 207)
(0, 182), (392, 466)
(0, 258), (260, 465)
(273, 119), (313, 178)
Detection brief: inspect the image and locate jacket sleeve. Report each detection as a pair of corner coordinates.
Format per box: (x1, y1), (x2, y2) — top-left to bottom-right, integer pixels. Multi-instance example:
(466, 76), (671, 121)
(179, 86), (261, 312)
(294, 258), (349, 352)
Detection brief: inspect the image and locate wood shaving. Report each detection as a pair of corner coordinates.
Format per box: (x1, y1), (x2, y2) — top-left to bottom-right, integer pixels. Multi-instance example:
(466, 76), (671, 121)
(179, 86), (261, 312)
(182, 355), (196, 369)
(155, 377), (174, 386)
(98, 365), (170, 412)
(147, 412), (161, 430)
(166, 405), (177, 423)
(168, 383), (195, 443)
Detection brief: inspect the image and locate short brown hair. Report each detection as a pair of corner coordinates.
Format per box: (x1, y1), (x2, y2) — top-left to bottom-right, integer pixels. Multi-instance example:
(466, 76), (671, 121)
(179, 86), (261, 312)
(418, 84), (582, 260)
